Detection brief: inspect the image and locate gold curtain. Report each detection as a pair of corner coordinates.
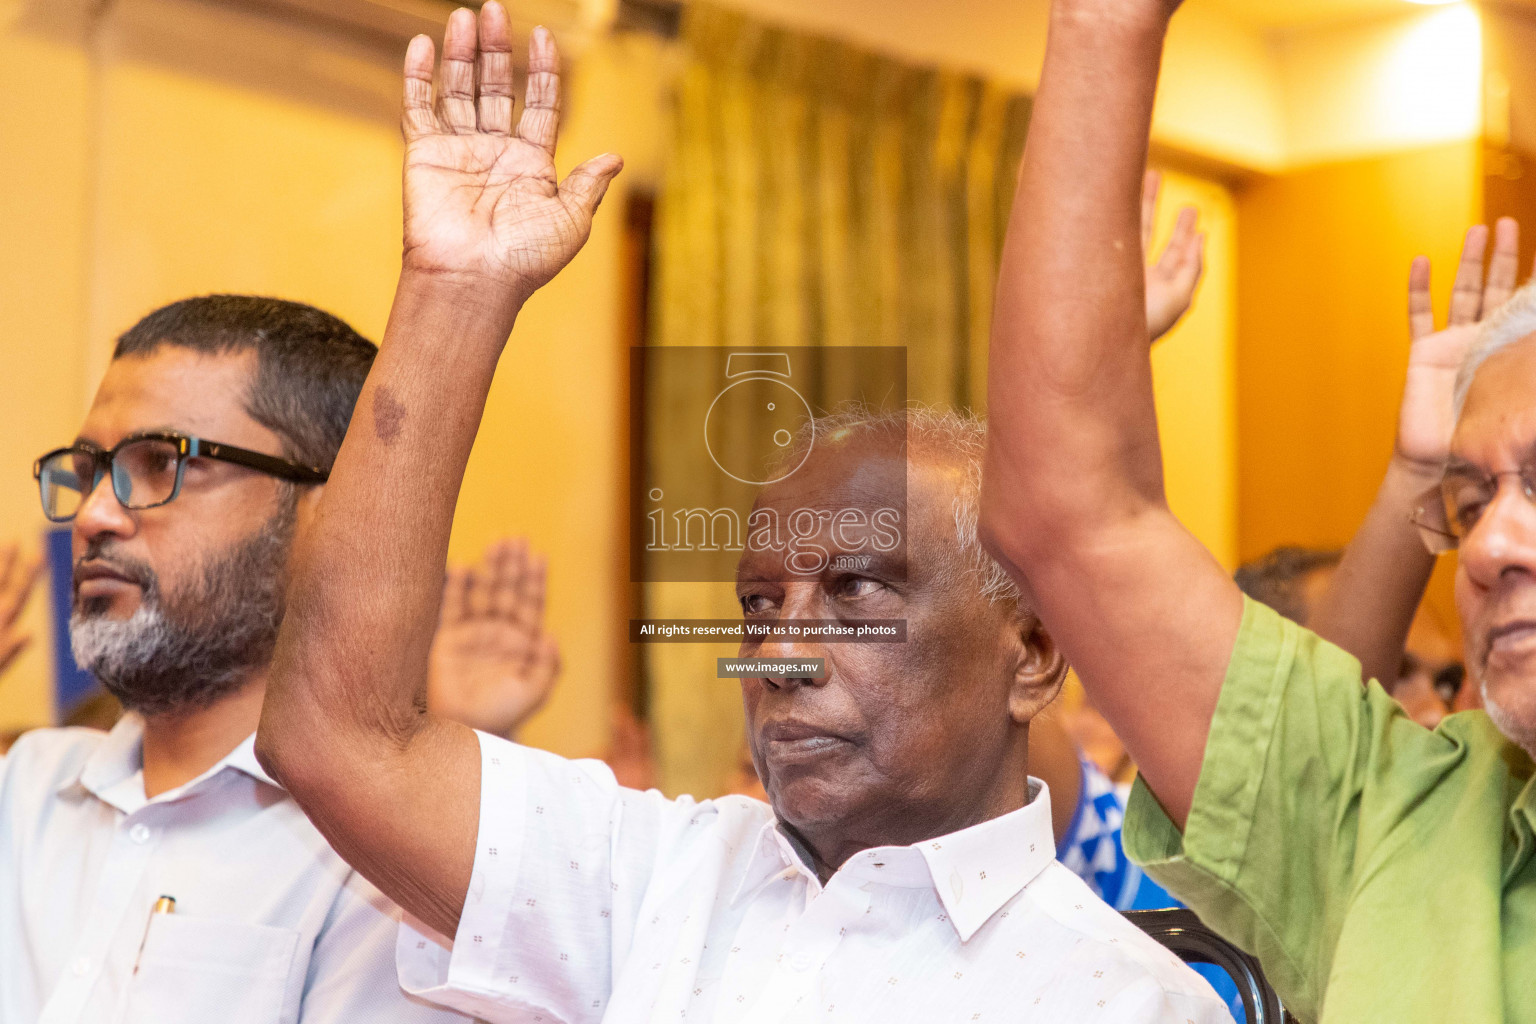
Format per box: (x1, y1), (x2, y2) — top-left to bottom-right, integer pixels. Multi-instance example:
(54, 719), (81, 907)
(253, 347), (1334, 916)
(644, 4), (1033, 798)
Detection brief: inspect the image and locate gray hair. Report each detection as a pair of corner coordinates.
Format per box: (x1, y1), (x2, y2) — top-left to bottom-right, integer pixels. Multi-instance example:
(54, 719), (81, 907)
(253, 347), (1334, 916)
(776, 405), (1022, 606)
(1454, 281), (1536, 416)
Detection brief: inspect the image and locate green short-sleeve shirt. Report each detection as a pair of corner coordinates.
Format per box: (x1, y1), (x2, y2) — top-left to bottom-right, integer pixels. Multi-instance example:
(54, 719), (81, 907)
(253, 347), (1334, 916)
(1124, 597), (1536, 1023)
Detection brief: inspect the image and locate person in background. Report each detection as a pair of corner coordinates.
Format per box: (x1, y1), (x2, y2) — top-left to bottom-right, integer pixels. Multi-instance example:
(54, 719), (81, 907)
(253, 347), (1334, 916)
(0, 293), (545, 1023)
(979, 0), (1536, 1015)
(1236, 546), (1476, 728)
(1231, 546), (1342, 626)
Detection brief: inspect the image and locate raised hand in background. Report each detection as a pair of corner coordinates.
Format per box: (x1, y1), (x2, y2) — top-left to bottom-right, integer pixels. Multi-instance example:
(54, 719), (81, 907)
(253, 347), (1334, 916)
(429, 538), (560, 739)
(0, 543), (41, 677)
(1398, 218), (1525, 471)
(1142, 170), (1205, 342)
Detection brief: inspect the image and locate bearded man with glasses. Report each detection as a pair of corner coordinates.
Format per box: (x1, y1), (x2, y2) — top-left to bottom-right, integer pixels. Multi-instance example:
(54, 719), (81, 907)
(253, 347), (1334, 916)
(0, 294), (547, 1023)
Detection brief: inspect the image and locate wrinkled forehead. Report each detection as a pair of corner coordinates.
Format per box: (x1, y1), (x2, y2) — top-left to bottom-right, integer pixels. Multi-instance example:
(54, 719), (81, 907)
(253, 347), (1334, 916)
(1452, 333), (1536, 469)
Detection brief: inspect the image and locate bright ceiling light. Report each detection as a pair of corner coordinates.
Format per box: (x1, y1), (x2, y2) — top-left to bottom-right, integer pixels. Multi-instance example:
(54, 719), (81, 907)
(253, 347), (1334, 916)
(1403, 0), (1462, 6)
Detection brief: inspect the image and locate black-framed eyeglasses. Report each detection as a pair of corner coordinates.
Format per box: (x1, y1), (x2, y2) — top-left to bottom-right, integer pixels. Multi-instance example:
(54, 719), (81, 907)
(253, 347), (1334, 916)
(33, 431), (328, 523)
(1409, 458), (1536, 555)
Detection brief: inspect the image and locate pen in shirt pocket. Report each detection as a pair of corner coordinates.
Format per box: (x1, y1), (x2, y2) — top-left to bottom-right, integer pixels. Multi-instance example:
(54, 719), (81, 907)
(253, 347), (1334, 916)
(131, 895), (176, 975)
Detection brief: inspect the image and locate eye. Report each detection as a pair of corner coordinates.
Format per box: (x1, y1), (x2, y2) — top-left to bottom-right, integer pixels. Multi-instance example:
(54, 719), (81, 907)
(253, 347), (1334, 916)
(1433, 664), (1466, 703)
(831, 576), (883, 600)
(1453, 497), (1488, 533)
(1444, 474), (1492, 533)
(740, 592), (775, 615)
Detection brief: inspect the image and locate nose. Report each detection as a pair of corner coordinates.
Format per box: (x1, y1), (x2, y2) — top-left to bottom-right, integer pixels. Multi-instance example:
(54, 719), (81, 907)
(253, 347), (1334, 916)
(1460, 482), (1536, 591)
(72, 469), (136, 548)
(753, 583), (827, 690)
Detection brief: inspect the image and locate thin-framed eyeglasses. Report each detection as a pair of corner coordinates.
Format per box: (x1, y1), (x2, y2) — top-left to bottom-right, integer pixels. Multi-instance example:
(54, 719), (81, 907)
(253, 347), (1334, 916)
(34, 430), (328, 523)
(1409, 458), (1536, 555)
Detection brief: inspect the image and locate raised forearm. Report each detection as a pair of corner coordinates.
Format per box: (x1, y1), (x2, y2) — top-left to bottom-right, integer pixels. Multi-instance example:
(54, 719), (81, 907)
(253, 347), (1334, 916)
(980, 0), (1241, 830)
(257, 272), (517, 934)
(1309, 456), (1439, 688)
(984, 5), (1173, 552)
(270, 273), (515, 743)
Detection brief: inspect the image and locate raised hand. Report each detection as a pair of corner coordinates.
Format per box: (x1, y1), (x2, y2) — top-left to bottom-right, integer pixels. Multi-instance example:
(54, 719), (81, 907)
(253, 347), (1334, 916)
(429, 538), (561, 738)
(400, 3), (623, 306)
(0, 543), (41, 676)
(1398, 218), (1524, 471)
(1142, 170), (1205, 342)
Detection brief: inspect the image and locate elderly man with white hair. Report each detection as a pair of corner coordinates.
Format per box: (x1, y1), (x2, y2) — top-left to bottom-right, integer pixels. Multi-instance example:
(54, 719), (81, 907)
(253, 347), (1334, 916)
(978, 0), (1536, 1021)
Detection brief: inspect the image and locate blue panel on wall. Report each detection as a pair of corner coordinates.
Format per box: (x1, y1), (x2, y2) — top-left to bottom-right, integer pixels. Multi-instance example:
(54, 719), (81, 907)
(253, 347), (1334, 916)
(45, 527), (97, 721)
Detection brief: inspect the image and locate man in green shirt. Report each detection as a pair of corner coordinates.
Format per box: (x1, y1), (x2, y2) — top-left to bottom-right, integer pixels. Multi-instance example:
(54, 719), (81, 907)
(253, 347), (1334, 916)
(978, 0), (1536, 1019)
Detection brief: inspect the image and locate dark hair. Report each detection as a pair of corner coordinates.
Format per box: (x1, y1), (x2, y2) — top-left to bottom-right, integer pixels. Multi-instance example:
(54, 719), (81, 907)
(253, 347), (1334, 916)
(1233, 546), (1343, 626)
(113, 295), (377, 472)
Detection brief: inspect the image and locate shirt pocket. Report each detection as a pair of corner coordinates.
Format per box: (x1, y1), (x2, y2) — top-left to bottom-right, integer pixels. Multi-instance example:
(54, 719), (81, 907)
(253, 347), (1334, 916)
(123, 915), (300, 1024)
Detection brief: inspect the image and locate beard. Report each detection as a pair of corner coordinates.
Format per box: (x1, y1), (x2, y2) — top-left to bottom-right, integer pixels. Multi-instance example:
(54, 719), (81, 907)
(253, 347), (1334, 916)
(69, 497), (296, 717)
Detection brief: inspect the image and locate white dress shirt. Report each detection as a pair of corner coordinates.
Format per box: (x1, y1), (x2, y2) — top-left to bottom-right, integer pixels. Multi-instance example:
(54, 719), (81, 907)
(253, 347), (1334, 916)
(0, 715), (470, 1024)
(399, 733), (1232, 1024)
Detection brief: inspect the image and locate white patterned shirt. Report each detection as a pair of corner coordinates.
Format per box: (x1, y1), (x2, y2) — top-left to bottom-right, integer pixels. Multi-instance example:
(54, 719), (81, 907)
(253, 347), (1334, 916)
(398, 733), (1232, 1023)
(0, 715), (470, 1024)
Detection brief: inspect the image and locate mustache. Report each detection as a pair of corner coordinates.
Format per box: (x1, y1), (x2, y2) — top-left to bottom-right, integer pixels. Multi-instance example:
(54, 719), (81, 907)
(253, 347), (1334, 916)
(74, 540), (157, 594)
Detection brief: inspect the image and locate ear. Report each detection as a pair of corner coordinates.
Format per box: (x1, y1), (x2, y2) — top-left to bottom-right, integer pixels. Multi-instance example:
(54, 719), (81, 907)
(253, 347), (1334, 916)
(1007, 608), (1068, 726)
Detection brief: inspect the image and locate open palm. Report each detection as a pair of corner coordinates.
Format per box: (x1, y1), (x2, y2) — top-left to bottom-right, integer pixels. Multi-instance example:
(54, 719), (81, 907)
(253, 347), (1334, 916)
(428, 538), (560, 738)
(400, 5), (622, 304)
(1142, 171), (1205, 342)
(1398, 219), (1526, 469)
(0, 543), (40, 677)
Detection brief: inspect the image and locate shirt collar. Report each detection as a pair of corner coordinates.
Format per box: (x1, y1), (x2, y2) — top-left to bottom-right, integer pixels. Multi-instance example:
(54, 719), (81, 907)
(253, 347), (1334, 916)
(729, 779), (1059, 943)
(730, 818), (815, 908)
(59, 715), (281, 814)
(916, 778), (1058, 941)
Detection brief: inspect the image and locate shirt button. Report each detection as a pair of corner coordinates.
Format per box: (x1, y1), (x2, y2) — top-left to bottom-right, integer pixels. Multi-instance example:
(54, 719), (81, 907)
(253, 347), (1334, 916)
(789, 953), (814, 972)
(129, 824), (152, 844)
(72, 957), (91, 976)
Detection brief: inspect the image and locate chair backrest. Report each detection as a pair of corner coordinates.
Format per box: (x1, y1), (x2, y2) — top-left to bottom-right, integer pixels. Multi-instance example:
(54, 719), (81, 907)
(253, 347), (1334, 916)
(1123, 908), (1295, 1024)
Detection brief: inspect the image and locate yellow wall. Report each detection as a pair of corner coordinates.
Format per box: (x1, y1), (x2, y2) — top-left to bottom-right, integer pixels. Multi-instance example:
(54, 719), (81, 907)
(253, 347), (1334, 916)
(1235, 141), (1481, 626)
(0, 2), (94, 730)
(1152, 169), (1240, 570)
(1231, 5), (1488, 631)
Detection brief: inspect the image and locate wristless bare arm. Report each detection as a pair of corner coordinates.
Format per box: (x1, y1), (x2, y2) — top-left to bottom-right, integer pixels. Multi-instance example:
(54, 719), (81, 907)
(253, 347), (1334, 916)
(979, 0), (1240, 830)
(254, 3), (621, 938)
